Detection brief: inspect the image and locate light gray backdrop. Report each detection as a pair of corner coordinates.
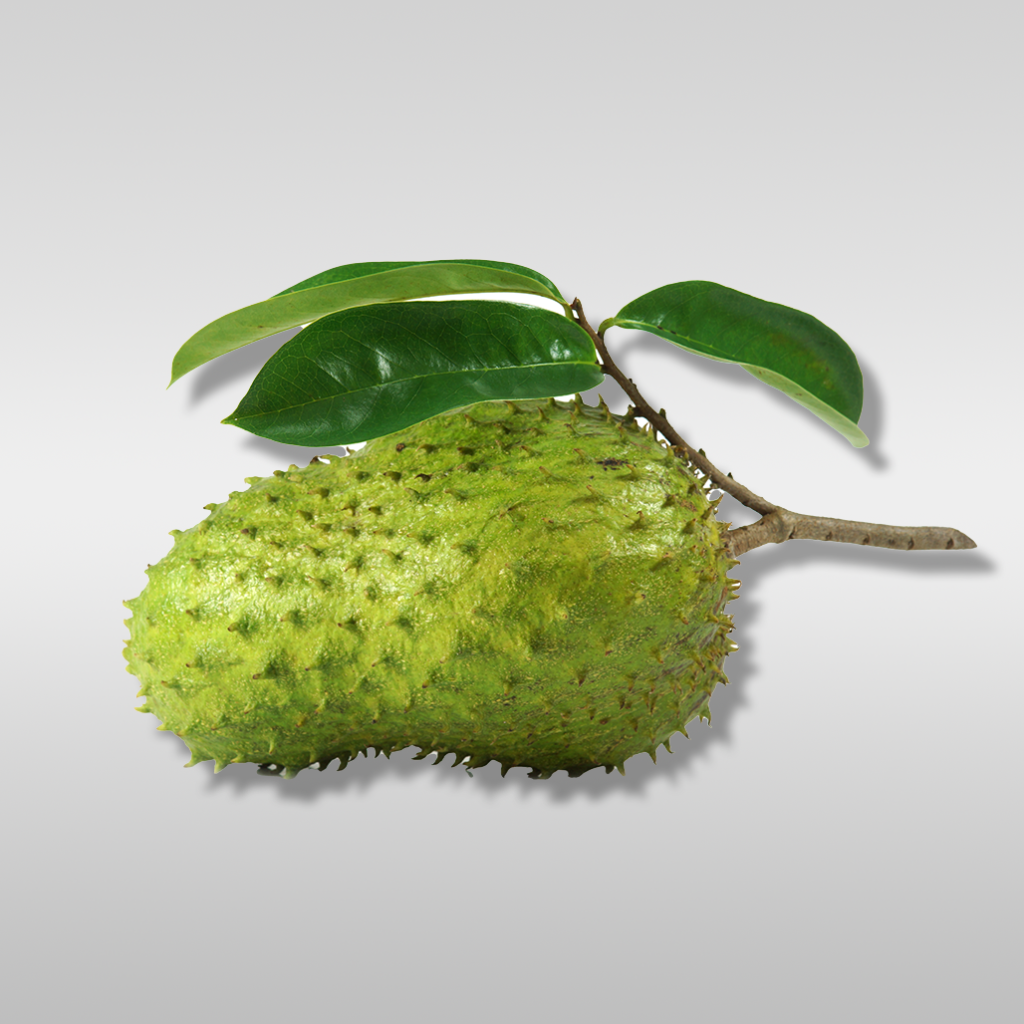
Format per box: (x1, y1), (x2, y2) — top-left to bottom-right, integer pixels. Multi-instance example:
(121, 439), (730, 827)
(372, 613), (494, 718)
(4, 2), (1020, 1022)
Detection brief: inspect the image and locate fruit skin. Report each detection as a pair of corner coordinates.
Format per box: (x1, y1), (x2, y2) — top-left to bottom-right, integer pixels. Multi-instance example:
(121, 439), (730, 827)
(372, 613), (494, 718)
(124, 397), (738, 778)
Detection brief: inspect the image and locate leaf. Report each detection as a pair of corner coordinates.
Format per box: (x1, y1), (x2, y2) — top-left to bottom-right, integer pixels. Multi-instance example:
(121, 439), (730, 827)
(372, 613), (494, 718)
(600, 282), (868, 446)
(222, 300), (603, 447)
(170, 260), (569, 385)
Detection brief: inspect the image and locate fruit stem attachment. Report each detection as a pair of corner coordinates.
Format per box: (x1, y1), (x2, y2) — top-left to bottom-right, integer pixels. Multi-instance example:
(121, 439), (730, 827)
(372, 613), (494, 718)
(570, 299), (977, 557)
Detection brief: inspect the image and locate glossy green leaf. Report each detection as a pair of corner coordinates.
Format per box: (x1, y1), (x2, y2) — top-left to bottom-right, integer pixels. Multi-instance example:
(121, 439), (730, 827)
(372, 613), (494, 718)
(222, 300), (603, 447)
(171, 260), (569, 385)
(600, 282), (868, 446)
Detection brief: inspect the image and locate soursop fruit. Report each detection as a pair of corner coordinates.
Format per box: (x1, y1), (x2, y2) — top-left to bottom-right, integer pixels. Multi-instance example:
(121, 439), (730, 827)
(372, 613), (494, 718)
(124, 397), (739, 778)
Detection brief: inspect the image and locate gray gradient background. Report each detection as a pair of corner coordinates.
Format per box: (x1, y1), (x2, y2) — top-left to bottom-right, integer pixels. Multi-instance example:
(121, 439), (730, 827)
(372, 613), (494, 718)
(4, 3), (1020, 1022)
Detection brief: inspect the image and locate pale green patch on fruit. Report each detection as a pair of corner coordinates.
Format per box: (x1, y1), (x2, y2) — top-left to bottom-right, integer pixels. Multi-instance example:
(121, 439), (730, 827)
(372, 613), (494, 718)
(123, 398), (738, 778)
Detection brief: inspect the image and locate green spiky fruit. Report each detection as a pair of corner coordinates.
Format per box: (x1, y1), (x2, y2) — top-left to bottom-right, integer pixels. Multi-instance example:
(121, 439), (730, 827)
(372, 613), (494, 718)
(124, 397), (738, 778)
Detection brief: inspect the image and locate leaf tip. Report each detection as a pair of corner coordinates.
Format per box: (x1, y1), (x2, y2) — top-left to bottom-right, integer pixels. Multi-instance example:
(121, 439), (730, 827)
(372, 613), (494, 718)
(845, 421), (870, 448)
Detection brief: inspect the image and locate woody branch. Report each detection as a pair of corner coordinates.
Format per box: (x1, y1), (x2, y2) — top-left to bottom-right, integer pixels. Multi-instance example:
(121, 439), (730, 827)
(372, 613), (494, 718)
(570, 299), (976, 558)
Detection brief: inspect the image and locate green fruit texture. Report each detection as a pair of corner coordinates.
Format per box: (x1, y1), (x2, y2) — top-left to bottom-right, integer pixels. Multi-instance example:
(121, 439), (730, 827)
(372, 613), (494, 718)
(124, 397), (739, 778)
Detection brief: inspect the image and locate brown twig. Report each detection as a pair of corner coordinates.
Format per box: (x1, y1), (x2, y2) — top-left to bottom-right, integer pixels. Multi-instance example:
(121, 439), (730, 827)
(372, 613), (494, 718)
(570, 298), (976, 557)
(724, 509), (976, 557)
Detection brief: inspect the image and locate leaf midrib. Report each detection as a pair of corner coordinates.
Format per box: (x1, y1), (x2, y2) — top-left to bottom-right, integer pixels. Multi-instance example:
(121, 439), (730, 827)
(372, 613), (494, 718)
(228, 358), (599, 422)
(612, 314), (774, 363)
